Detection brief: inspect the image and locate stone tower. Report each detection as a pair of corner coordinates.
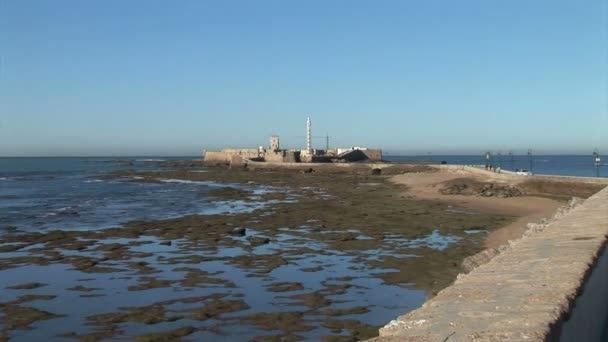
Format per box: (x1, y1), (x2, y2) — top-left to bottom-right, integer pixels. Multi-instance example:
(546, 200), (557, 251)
(269, 135), (280, 151)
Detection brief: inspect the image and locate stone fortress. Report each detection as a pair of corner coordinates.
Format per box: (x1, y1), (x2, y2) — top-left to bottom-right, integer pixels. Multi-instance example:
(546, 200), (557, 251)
(203, 117), (382, 165)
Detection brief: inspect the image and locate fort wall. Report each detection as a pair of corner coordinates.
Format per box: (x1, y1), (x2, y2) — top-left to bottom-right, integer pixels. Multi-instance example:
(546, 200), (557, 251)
(203, 149), (260, 163)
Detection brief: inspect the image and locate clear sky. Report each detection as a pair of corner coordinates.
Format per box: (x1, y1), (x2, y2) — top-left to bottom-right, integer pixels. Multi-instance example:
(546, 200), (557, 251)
(1, 0), (606, 156)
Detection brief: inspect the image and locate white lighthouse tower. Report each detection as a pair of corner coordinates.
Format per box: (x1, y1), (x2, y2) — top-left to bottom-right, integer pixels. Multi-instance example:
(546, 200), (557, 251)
(306, 116), (312, 153)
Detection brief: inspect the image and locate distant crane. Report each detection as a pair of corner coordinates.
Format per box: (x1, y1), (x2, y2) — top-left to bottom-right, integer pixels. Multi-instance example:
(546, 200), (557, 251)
(296, 134), (333, 150)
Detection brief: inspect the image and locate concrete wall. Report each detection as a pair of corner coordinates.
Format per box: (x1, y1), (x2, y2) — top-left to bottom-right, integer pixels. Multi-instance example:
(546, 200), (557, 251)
(371, 186), (608, 342)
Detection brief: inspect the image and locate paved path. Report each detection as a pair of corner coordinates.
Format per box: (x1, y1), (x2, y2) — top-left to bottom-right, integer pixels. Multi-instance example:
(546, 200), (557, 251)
(369, 186), (608, 342)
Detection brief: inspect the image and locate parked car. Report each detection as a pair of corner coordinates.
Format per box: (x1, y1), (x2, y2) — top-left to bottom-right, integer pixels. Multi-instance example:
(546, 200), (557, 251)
(515, 169), (532, 176)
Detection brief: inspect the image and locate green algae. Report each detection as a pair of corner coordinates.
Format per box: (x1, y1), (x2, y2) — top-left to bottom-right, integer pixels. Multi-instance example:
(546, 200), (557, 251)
(289, 291), (332, 309)
(265, 282), (305, 292)
(323, 306), (370, 316)
(2, 305), (63, 331)
(6, 282), (47, 290)
(134, 326), (196, 342)
(190, 299), (250, 321)
(246, 311), (314, 333)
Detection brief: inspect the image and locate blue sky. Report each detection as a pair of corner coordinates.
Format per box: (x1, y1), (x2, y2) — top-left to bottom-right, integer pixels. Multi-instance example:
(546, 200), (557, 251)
(1, 0), (606, 156)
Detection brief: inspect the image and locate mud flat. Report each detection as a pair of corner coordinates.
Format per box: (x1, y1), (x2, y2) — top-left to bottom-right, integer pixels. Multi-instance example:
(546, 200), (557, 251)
(1, 163), (595, 341)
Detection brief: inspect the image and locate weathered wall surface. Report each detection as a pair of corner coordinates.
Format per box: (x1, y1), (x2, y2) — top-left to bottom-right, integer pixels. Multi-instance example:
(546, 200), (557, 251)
(203, 151), (232, 163)
(243, 160), (398, 169)
(203, 149), (260, 163)
(362, 149), (383, 161)
(369, 185), (608, 342)
(264, 151), (285, 163)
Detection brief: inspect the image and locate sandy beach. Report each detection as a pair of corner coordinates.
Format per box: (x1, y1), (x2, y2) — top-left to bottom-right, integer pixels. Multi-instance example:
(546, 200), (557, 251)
(390, 169), (564, 249)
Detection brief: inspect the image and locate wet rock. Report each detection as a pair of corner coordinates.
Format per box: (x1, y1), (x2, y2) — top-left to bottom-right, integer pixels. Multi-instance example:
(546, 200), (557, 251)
(441, 179), (522, 198)
(246, 311), (313, 332)
(129, 261), (158, 275)
(128, 277), (173, 291)
(323, 306), (369, 316)
(290, 291), (332, 309)
(247, 236), (270, 246)
(300, 266), (323, 272)
(0, 244), (26, 252)
(6, 282), (47, 290)
(4, 294), (56, 306)
(229, 228), (247, 236)
(88, 305), (178, 326)
(265, 282), (305, 292)
(478, 185), (521, 198)
(66, 285), (100, 292)
(2, 305), (63, 330)
(135, 326), (196, 342)
(191, 299), (250, 320)
(58, 331), (116, 342)
(175, 267), (236, 288)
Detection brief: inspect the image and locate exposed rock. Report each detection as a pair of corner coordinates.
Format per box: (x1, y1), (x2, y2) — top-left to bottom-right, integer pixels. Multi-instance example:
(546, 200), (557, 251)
(229, 228), (247, 236)
(478, 184), (522, 198)
(247, 236), (270, 246)
(440, 180), (522, 198)
(6, 282), (47, 290)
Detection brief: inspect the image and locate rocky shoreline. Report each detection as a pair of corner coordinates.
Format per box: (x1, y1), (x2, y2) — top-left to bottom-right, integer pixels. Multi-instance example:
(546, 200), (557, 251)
(0, 163), (527, 341)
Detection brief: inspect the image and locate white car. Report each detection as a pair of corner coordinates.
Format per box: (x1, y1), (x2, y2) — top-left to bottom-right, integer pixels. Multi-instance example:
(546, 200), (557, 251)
(515, 169), (532, 176)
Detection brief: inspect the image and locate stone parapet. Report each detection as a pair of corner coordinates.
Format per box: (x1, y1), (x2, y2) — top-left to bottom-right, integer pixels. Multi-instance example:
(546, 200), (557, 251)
(369, 186), (608, 342)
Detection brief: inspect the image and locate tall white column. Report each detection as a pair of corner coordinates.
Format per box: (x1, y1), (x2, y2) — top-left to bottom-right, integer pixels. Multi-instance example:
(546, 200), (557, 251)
(306, 117), (312, 153)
